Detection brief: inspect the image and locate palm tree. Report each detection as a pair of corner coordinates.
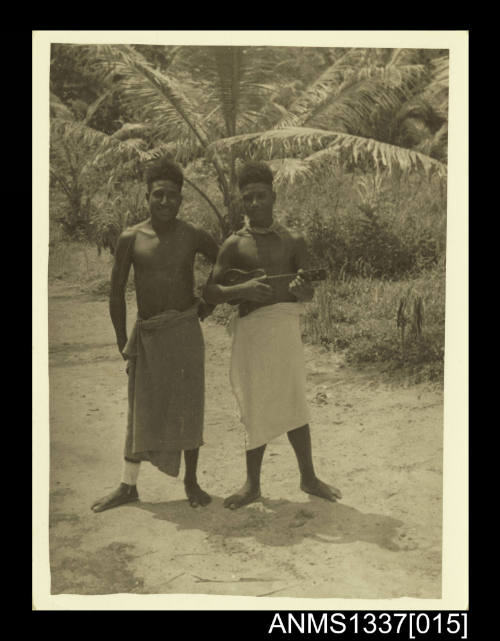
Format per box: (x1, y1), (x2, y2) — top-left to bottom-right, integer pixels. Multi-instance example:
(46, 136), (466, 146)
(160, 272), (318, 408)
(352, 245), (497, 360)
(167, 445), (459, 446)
(61, 44), (448, 237)
(208, 48), (448, 184)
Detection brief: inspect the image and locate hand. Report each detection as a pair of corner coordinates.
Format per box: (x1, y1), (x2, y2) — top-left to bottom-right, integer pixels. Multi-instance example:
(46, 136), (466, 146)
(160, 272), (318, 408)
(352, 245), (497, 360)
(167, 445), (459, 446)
(117, 341), (128, 360)
(289, 269), (313, 301)
(240, 276), (274, 303)
(198, 300), (216, 321)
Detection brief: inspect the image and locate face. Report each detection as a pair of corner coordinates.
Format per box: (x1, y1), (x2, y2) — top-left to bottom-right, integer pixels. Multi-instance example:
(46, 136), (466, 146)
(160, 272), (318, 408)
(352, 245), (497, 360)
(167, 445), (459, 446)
(147, 179), (182, 223)
(240, 182), (276, 227)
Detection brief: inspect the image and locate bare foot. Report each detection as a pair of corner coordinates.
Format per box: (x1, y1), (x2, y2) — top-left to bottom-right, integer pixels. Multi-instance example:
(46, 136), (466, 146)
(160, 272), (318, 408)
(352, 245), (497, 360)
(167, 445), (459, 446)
(91, 483), (139, 513)
(223, 482), (261, 510)
(301, 477), (342, 502)
(184, 481), (211, 508)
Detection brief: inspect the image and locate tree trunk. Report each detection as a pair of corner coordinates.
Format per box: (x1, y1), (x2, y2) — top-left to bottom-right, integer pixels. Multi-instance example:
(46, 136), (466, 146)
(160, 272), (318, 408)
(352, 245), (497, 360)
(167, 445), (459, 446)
(227, 153), (244, 233)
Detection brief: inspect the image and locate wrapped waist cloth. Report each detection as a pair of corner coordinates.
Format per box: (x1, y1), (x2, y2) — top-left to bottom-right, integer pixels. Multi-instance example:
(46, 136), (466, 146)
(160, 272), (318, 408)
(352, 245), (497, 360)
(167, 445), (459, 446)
(123, 303), (204, 477)
(230, 302), (310, 450)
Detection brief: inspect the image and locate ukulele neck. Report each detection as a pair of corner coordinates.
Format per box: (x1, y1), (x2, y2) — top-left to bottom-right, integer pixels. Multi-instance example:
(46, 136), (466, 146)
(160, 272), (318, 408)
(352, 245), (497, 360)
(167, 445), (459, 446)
(264, 270), (324, 283)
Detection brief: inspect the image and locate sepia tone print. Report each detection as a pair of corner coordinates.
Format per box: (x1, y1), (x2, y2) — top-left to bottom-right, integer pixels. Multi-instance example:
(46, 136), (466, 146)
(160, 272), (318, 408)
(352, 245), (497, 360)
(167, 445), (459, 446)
(44, 40), (452, 600)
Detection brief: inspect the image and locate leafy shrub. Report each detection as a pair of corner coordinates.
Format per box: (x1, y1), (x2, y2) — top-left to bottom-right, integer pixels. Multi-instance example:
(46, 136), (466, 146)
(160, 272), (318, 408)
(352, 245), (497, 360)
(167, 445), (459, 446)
(279, 168), (446, 281)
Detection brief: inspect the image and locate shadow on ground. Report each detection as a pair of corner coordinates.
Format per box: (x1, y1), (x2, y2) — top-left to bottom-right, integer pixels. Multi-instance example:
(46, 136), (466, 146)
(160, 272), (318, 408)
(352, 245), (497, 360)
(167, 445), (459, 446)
(135, 496), (403, 551)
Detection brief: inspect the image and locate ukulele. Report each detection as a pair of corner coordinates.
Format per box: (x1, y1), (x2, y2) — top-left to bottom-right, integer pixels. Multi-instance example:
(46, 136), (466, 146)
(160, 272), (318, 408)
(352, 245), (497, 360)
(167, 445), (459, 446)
(220, 267), (328, 316)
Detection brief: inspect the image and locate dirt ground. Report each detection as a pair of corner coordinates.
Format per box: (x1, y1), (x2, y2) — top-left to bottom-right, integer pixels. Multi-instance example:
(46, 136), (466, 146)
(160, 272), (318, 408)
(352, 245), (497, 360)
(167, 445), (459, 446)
(47, 280), (443, 599)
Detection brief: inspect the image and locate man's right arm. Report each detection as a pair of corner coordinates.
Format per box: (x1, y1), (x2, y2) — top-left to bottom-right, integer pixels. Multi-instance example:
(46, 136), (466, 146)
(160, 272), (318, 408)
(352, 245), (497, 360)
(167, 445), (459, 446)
(202, 237), (274, 305)
(110, 230), (135, 357)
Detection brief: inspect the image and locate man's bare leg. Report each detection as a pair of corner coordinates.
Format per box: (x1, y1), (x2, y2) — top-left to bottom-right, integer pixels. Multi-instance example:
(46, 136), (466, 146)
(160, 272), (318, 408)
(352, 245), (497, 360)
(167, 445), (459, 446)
(91, 458), (140, 513)
(184, 448), (211, 508)
(224, 444), (266, 510)
(287, 424), (342, 501)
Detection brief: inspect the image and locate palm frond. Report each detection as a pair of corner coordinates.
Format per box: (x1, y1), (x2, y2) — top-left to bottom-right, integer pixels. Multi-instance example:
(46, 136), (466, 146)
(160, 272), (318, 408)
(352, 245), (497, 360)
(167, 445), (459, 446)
(415, 122), (448, 163)
(89, 44), (232, 197)
(267, 158), (314, 185)
(431, 55), (449, 86)
(208, 46), (277, 136)
(307, 65), (428, 135)
(50, 93), (74, 120)
(92, 45), (212, 147)
(137, 142), (178, 161)
(274, 48), (365, 128)
(274, 44), (427, 131)
(304, 135), (446, 177)
(209, 126), (447, 178)
(208, 127), (336, 160)
(421, 55), (449, 117)
(51, 118), (149, 171)
(111, 122), (152, 141)
(83, 89), (113, 126)
(138, 140), (206, 165)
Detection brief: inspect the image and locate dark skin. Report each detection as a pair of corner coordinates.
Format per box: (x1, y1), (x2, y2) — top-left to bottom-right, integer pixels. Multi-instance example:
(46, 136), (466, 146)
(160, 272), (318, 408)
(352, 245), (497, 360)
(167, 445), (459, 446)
(203, 181), (342, 509)
(91, 178), (219, 513)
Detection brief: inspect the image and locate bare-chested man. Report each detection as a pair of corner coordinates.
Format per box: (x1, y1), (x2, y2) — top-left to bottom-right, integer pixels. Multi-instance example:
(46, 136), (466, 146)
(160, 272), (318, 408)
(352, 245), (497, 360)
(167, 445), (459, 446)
(203, 161), (342, 509)
(92, 157), (219, 512)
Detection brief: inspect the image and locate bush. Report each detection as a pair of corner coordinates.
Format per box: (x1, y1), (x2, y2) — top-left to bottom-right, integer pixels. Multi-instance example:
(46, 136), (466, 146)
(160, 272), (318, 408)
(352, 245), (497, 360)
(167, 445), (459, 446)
(279, 168), (446, 280)
(301, 261), (446, 383)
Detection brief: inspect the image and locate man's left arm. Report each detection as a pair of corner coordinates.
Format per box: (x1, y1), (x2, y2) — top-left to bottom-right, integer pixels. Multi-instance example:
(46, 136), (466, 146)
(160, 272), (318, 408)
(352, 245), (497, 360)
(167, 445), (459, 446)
(195, 226), (220, 265)
(289, 234), (315, 303)
(195, 226), (221, 320)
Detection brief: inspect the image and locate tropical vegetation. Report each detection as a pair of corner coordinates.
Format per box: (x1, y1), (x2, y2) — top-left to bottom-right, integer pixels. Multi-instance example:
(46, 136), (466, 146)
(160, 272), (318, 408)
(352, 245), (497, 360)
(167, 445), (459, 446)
(49, 43), (449, 382)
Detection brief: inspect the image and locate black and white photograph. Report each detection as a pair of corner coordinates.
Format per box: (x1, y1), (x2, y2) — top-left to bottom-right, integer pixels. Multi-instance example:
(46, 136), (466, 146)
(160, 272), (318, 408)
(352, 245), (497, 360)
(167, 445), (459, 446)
(32, 30), (468, 611)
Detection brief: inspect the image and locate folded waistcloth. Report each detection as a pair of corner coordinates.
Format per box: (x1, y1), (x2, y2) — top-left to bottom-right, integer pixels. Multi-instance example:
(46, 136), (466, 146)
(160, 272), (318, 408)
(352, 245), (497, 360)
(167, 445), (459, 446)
(229, 302), (310, 450)
(123, 303), (205, 476)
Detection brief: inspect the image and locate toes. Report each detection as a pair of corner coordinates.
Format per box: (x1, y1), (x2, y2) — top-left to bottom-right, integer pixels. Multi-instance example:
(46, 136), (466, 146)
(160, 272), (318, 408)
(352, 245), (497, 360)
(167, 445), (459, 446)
(330, 486), (342, 500)
(186, 486), (211, 507)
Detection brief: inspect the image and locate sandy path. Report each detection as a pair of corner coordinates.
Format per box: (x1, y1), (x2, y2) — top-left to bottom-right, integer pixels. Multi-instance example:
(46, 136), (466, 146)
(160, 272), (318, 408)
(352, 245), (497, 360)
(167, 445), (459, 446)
(47, 282), (443, 599)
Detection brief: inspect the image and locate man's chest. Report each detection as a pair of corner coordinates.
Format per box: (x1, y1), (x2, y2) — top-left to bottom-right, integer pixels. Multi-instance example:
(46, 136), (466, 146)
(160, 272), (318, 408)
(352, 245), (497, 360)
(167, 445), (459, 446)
(235, 235), (295, 274)
(133, 230), (196, 271)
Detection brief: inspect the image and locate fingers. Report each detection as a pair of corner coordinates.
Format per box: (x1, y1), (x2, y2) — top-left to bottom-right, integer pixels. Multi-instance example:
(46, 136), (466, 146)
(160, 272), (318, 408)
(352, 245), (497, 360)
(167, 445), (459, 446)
(245, 279), (274, 302)
(289, 276), (305, 292)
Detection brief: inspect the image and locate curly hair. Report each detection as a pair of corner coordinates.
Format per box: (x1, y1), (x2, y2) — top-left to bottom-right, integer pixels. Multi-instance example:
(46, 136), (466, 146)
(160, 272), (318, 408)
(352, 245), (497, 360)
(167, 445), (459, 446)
(237, 160), (274, 190)
(144, 157), (184, 192)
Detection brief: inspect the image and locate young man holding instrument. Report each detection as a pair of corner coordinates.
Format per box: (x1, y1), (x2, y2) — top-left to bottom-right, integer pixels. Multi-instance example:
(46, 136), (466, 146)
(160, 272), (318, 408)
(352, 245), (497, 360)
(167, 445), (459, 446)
(91, 157), (219, 512)
(203, 160), (342, 510)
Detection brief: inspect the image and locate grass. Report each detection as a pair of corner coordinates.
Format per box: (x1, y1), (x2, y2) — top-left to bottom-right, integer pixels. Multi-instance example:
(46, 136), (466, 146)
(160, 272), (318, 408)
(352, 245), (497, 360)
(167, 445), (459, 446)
(301, 263), (445, 383)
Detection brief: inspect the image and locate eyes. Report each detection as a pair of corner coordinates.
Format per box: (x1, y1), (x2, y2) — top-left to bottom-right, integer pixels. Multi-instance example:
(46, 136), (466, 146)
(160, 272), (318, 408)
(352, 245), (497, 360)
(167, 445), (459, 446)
(151, 189), (180, 202)
(242, 191), (270, 204)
